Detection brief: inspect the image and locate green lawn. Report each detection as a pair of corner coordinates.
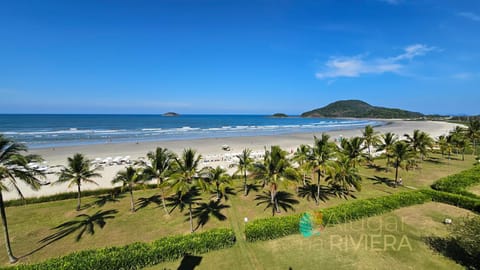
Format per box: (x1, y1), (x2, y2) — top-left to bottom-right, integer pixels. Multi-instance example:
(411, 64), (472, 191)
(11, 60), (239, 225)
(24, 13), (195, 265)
(146, 202), (476, 270)
(0, 154), (475, 266)
(469, 183), (480, 196)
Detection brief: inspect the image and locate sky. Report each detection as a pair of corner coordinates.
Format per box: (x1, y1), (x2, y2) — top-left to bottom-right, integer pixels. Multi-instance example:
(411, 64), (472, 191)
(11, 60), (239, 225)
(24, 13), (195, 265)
(1, 0), (479, 115)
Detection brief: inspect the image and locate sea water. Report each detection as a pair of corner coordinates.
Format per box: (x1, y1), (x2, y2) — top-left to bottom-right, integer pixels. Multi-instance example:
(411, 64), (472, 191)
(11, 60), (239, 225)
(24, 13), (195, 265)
(0, 114), (383, 148)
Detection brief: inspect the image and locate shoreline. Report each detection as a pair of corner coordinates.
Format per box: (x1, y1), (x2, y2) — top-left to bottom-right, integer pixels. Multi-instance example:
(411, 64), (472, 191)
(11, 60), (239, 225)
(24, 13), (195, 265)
(5, 120), (459, 200)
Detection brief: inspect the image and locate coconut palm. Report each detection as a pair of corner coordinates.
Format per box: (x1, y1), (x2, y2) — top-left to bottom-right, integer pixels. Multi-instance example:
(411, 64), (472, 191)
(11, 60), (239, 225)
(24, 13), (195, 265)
(251, 146), (299, 214)
(327, 156), (362, 196)
(391, 141), (413, 187)
(362, 125), (380, 162)
(449, 127), (468, 161)
(234, 148), (254, 196)
(376, 132), (398, 170)
(466, 119), (480, 155)
(309, 134), (336, 205)
(404, 129), (433, 160)
(168, 148), (202, 233)
(340, 137), (366, 168)
(112, 166), (144, 212)
(293, 144), (312, 187)
(140, 147), (176, 214)
(0, 135), (45, 263)
(255, 191), (299, 216)
(200, 166), (231, 201)
(57, 153), (102, 211)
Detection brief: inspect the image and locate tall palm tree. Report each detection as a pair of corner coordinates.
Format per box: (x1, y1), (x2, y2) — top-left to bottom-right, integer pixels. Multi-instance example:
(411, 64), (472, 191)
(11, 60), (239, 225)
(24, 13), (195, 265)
(466, 119), (480, 155)
(327, 155), (362, 195)
(251, 146), (299, 214)
(437, 135), (448, 157)
(234, 148), (254, 196)
(140, 147), (176, 214)
(362, 125), (380, 162)
(449, 127), (468, 161)
(376, 132), (398, 170)
(404, 129), (433, 160)
(309, 134), (336, 205)
(112, 166), (144, 212)
(293, 144), (312, 187)
(391, 141), (412, 187)
(340, 137), (366, 168)
(200, 166), (231, 201)
(57, 153), (102, 211)
(0, 135), (45, 263)
(168, 148), (202, 233)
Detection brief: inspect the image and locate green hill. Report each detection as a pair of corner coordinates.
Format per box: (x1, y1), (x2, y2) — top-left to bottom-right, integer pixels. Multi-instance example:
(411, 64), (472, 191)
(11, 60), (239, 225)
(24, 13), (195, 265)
(301, 100), (423, 119)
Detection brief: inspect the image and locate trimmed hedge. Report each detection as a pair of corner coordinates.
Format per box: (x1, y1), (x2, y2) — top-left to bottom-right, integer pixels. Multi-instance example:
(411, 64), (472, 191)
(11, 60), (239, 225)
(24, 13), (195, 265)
(245, 191), (431, 242)
(421, 189), (480, 213)
(5, 184), (159, 207)
(8, 228), (235, 270)
(431, 166), (480, 200)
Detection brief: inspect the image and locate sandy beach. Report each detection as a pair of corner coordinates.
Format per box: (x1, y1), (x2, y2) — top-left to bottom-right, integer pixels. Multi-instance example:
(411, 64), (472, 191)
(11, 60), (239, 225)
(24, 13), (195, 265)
(4, 120), (459, 200)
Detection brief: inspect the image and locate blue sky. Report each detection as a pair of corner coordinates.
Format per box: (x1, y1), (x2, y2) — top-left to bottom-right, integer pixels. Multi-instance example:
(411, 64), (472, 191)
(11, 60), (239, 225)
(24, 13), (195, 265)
(1, 0), (479, 115)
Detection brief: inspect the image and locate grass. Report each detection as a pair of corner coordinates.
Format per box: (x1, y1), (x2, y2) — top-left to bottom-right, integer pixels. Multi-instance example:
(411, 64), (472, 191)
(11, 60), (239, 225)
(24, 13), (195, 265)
(469, 184), (480, 196)
(0, 153), (475, 266)
(146, 202), (477, 270)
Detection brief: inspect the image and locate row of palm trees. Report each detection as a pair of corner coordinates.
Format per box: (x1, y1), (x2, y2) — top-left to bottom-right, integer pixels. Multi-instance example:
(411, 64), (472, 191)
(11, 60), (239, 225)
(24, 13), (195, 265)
(1, 121), (478, 263)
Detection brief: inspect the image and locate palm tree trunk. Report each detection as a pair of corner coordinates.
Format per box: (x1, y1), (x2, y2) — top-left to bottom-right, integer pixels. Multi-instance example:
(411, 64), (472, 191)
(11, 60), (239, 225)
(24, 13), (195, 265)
(394, 161), (399, 188)
(244, 172), (248, 196)
(316, 171), (321, 205)
(216, 182), (220, 201)
(76, 183), (81, 211)
(129, 188), (135, 212)
(0, 192), (17, 263)
(189, 202), (194, 233)
(386, 155), (390, 171)
(161, 188), (169, 215)
(270, 187), (279, 216)
(303, 173), (306, 186)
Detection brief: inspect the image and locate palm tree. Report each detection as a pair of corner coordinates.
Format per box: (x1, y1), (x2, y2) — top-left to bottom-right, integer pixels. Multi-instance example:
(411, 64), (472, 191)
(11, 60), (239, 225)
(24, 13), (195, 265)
(234, 148), (254, 196)
(376, 132), (398, 170)
(340, 136), (366, 168)
(255, 191), (299, 216)
(466, 119), (480, 155)
(112, 166), (144, 212)
(309, 134), (336, 205)
(57, 153), (102, 211)
(449, 126), (468, 159)
(362, 125), (380, 162)
(404, 129), (433, 160)
(391, 141), (413, 187)
(168, 148), (202, 233)
(200, 166), (231, 201)
(140, 147), (176, 214)
(251, 146), (299, 214)
(327, 156), (362, 195)
(293, 144), (312, 187)
(437, 135), (448, 157)
(0, 135), (45, 263)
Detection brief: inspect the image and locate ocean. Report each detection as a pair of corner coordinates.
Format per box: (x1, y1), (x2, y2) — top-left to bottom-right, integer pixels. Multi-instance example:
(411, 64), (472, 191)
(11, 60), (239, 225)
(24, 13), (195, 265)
(0, 114), (383, 149)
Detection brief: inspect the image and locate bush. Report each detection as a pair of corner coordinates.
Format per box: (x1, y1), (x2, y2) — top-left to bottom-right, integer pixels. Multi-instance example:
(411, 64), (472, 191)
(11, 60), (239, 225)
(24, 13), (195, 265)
(421, 189), (480, 213)
(450, 215), (480, 259)
(5, 184), (159, 207)
(8, 228), (235, 270)
(245, 191), (431, 242)
(431, 166), (480, 199)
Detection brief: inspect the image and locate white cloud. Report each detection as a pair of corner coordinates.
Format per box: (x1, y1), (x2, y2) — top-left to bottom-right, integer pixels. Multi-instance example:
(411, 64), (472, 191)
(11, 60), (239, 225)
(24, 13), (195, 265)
(457, 12), (480, 22)
(379, 0), (401, 5)
(452, 72), (475, 80)
(315, 44), (436, 79)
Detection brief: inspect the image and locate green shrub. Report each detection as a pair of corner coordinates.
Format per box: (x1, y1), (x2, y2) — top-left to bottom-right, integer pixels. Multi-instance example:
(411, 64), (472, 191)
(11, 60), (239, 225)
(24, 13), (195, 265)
(421, 189), (480, 213)
(431, 166), (480, 199)
(245, 191), (431, 242)
(450, 215), (480, 259)
(5, 184), (159, 207)
(8, 228), (235, 270)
